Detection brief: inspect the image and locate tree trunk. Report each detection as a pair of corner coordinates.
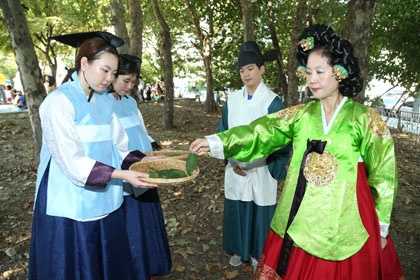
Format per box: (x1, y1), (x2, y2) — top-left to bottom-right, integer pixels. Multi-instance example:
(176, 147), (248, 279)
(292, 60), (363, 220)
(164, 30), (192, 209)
(110, 0), (130, 53)
(286, 0), (307, 106)
(34, 23), (58, 83)
(151, 0), (175, 129)
(203, 55), (216, 113)
(128, 0), (144, 71)
(267, 1), (288, 96)
(0, 0), (47, 162)
(343, 0), (376, 102)
(184, 0), (217, 113)
(240, 0), (255, 42)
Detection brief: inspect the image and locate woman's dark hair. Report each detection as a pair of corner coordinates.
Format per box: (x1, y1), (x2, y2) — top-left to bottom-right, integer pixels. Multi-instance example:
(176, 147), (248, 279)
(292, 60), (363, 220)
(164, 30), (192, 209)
(117, 54), (140, 78)
(296, 24), (363, 97)
(61, 37), (119, 84)
(75, 37), (119, 71)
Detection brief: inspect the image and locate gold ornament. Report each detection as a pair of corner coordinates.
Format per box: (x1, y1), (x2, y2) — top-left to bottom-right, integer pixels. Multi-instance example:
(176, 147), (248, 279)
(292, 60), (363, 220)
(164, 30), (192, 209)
(299, 37), (315, 51)
(277, 104), (304, 120)
(368, 108), (391, 138)
(303, 151), (338, 186)
(332, 64), (349, 82)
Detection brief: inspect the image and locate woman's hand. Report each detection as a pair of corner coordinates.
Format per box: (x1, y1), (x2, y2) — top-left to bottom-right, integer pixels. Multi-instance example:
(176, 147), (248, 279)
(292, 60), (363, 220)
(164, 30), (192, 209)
(190, 138), (209, 156)
(124, 170), (157, 188)
(381, 237), (387, 249)
(112, 170), (157, 188)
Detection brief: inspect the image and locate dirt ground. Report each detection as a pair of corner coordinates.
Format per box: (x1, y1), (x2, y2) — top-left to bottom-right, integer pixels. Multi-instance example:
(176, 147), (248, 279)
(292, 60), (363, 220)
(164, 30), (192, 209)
(0, 99), (419, 279)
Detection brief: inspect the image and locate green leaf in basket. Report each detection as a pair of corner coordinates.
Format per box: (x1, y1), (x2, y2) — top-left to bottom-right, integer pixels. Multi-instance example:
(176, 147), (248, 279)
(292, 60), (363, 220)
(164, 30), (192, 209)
(149, 169), (187, 179)
(186, 153), (198, 175)
(149, 169), (160, 178)
(165, 152), (182, 157)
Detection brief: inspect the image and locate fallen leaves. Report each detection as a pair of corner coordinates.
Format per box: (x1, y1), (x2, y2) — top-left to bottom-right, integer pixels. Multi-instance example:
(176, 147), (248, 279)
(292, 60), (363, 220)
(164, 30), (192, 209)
(224, 270), (239, 279)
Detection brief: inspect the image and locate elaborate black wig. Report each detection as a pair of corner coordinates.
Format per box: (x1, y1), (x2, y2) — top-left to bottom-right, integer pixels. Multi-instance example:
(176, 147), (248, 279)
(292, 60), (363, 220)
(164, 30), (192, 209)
(296, 24), (363, 97)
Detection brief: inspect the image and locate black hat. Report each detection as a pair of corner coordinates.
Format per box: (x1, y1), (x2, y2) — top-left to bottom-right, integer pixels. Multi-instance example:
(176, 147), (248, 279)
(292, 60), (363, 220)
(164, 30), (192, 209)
(50, 31), (124, 48)
(237, 41), (279, 68)
(237, 41), (264, 68)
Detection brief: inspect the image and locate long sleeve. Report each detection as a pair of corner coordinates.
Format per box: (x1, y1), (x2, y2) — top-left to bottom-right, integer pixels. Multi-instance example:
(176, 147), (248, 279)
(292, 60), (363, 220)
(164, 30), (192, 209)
(213, 104), (303, 163)
(359, 108), (398, 237)
(40, 93), (113, 187)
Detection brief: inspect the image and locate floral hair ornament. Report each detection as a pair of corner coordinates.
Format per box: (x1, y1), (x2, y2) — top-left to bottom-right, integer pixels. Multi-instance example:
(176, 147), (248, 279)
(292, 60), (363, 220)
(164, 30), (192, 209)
(296, 65), (307, 80)
(299, 36), (315, 51)
(332, 64), (349, 82)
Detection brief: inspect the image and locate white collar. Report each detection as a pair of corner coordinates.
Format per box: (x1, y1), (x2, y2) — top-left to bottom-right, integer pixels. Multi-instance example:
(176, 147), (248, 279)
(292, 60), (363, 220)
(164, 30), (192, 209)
(242, 81), (265, 99)
(320, 96), (348, 134)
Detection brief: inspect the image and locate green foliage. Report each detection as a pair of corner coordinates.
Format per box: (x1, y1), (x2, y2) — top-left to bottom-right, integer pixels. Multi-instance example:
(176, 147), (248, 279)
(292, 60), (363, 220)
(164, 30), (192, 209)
(141, 51), (160, 83)
(0, 0), (418, 95)
(210, 0), (243, 90)
(0, 21), (12, 52)
(366, 96), (385, 108)
(370, 0), (420, 92)
(0, 51), (17, 80)
(0, 0), (112, 72)
(149, 168), (187, 178)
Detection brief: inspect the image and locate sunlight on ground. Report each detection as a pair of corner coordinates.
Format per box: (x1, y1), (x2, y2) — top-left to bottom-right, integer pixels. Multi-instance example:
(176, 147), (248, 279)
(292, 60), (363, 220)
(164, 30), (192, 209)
(2, 266), (25, 279)
(160, 140), (174, 146)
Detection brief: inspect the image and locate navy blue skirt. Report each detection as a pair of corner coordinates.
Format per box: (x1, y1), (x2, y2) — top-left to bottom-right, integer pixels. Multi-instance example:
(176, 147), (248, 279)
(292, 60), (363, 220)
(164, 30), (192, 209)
(123, 189), (172, 278)
(29, 165), (135, 280)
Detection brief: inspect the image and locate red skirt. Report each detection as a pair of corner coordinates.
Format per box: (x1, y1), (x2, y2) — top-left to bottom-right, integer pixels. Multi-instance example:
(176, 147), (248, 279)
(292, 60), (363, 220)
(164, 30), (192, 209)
(255, 163), (404, 280)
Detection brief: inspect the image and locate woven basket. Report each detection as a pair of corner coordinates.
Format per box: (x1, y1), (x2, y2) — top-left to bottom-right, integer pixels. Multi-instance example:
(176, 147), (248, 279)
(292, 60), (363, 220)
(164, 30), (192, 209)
(129, 158), (199, 186)
(146, 149), (190, 160)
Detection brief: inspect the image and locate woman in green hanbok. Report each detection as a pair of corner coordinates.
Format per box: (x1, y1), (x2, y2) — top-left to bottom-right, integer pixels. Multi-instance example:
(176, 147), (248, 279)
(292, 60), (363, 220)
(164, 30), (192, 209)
(190, 25), (404, 280)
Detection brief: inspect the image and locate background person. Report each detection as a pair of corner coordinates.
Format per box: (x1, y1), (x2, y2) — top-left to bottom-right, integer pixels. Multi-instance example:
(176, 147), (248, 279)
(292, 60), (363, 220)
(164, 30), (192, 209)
(110, 53), (171, 279)
(15, 91), (26, 110)
(4, 84), (13, 103)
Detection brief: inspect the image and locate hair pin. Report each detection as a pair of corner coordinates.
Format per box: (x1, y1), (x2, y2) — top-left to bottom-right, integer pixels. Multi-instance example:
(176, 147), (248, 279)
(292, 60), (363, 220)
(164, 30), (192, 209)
(299, 37), (314, 51)
(332, 64), (349, 82)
